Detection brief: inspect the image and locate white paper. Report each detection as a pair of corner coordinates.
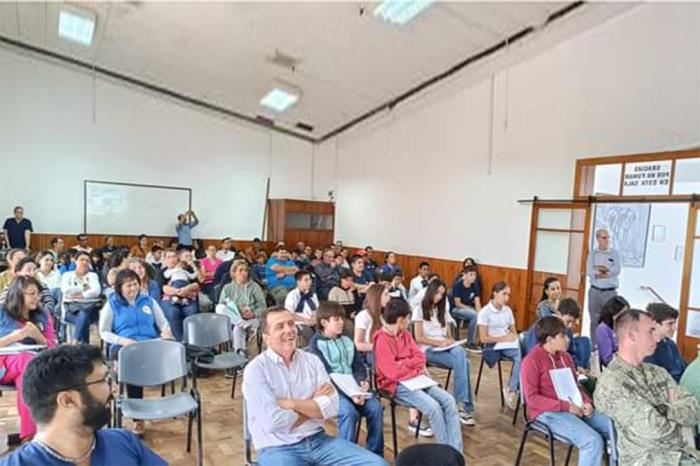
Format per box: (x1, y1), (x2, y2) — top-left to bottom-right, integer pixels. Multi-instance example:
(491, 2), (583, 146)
(399, 375), (438, 391)
(494, 338), (520, 351)
(330, 374), (372, 399)
(431, 339), (467, 352)
(0, 344), (46, 355)
(549, 368), (583, 408)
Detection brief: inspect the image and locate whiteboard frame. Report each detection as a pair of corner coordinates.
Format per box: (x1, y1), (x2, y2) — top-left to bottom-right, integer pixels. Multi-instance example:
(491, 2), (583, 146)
(83, 180), (192, 234)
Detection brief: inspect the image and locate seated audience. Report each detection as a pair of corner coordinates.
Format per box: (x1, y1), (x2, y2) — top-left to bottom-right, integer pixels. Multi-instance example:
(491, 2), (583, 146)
(595, 309), (700, 465)
(314, 249), (340, 301)
(0, 248), (27, 292)
(452, 257), (481, 288)
(328, 269), (361, 319)
(536, 276), (561, 319)
(387, 270), (408, 301)
(265, 248), (298, 305)
(284, 271), (319, 345)
(159, 249), (199, 341)
(310, 248), (323, 268)
(36, 250), (61, 290)
(145, 245), (164, 271)
(251, 252), (267, 285)
(99, 269), (172, 435)
(354, 284), (388, 365)
(335, 249), (350, 270)
(412, 279), (475, 425)
(350, 255), (374, 296)
(378, 251), (401, 276)
(645, 302), (686, 383)
(408, 262), (430, 301)
(60, 251), (102, 344)
(175, 210), (199, 249)
(126, 258), (161, 301)
(58, 249), (78, 275)
(199, 245), (222, 303)
(242, 307), (386, 466)
(451, 266), (482, 350)
(98, 236), (117, 262)
(375, 298), (463, 452)
(595, 296), (629, 368)
(2, 344), (166, 465)
(522, 316), (610, 466)
(361, 247), (378, 276)
(129, 234), (148, 259)
(72, 233), (93, 254)
(48, 237), (65, 263)
(216, 237), (236, 262)
(216, 261), (266, 356)
(0, 276), (57, 440)
(309, 302), (384, 457)
(477, 281), (521, 409)
(105, 251), (129, 292)
(0, 257), (57, 321)
(192, 239), (207, 260)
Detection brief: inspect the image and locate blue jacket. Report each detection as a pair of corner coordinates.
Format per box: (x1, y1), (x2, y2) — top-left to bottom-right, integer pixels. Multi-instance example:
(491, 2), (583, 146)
(108, 293), (158, 341)
(0, 305), (51, 344)
(645, 337), (686, 382)
(309, 331), (367, 384)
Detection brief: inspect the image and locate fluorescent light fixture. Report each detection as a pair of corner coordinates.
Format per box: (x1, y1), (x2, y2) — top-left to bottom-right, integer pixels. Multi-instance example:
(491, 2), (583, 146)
(58, 7), (96, 46)
(260, 81), (300, 112)
(374, 0), (434, 25)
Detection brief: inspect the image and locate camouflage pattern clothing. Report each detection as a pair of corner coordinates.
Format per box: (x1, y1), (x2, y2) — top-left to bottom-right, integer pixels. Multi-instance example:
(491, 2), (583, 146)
(594, 354), (700, 466)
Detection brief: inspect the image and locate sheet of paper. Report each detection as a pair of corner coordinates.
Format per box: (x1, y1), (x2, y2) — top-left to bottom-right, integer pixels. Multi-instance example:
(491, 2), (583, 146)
(431, 339), (467, 352)
(330, 373), (372, 398)
(549, 368), (583, 408)
(399, 375), (438, 391)
(0, 344), (46, 355)
(493, 338), (520, 351)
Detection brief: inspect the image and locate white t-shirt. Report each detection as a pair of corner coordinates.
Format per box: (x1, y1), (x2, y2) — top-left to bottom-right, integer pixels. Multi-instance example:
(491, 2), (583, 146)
(410, 287), (451, 314)
(409, 275), (427, 300)
(284, 288), (319, 318)
(411, 304), (455, 351)
(355, 309), (374, 344)
(477, 301), (515, 338)
(216, 249), (236, 262)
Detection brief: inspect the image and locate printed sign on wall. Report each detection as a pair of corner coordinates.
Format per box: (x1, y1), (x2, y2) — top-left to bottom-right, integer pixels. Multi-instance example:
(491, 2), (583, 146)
(622, 160), (672, 195)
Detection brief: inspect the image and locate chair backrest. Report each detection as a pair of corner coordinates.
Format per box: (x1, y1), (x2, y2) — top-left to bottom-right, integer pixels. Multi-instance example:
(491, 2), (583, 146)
(519, 374), (530, 423)
(519, 330), (529, 357)
(118, 339), (188, 386)
(243, 395), (257, 465)
(608, 417), (619, 466)
(184, 313), (232, 348)
(395, 444), (465, 466)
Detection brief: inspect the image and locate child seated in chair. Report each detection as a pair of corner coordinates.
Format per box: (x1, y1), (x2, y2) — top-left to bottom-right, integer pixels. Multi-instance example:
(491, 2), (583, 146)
(162, 258), (199, 305)
(374, 298), (463, 453)
(645, 302), (686, 383)
(309, 302), (384, 457)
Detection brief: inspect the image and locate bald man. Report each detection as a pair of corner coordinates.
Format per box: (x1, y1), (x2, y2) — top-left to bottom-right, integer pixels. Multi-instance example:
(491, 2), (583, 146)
(586, 228), (621, 347)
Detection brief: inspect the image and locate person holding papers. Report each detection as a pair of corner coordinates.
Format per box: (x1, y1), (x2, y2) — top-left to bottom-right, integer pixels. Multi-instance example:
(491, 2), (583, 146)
(374, 298), (463, 454)
(0, 276), (57, 440)
(477, 281), (521, 410)
(412, 279), (475, 426)
(309, 302), (384, 457)
(521, 316), (610, 466)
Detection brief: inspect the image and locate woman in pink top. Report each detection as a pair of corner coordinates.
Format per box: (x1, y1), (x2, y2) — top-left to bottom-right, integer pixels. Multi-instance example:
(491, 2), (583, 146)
(200, 245), (222, 302)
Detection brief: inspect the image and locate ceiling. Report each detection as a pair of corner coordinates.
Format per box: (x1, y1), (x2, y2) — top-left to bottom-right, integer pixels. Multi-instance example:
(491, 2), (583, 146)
(0, 2), (632, 141)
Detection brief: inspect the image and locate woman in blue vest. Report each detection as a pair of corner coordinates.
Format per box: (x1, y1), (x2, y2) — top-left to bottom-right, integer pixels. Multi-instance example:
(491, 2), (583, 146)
(98, 268), (172, 435)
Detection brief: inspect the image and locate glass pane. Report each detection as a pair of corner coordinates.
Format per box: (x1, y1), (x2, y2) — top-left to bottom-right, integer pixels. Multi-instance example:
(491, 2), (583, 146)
(690, 239), (700, 309)
(622, 160), (672, 195)
(538, 209), (585, 231)
(534, 231), (570, 275)
(673, 158), (700, 195)
(566, 232), (584, 289)
(593, 164), (622, 195)
(697, 213), (700, 237)
(286, 213), (333, 230)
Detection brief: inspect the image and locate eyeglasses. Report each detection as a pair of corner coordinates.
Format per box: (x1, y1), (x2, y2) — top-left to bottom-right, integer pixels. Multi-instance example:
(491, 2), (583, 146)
(57, 376), (112, 392)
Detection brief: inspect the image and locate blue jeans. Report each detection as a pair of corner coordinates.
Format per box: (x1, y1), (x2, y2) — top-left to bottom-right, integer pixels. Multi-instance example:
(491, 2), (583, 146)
(338, 393), (384, 457)
(484, 346), (521, 392)
(426, 346), (473, 413)
(394, 384), (463, 452)
(535, 411), (611, 466)
(258, 431), (387, 466)
(64, 304), (100, 343)
(450, 306), (478, 343)
(160, 299), (199, 341)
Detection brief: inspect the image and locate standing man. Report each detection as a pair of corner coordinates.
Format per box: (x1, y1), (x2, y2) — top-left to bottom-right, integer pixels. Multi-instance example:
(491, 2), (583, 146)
(587, 228), (621, 347)
(3, 206), (33, 250)
(176, 210), (199, 250)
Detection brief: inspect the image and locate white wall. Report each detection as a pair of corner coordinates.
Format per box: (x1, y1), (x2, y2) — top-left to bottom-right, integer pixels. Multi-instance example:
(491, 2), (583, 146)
(0, 47), (313, 239)
(315, 3), (700, 268)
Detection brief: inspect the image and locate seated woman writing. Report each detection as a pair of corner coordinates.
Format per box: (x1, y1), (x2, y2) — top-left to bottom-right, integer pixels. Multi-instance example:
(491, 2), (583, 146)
(99, 269), (172, 436)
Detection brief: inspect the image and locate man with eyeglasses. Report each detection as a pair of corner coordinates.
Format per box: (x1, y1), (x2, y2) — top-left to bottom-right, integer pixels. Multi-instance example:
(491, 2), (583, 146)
(586, 228), (621, 349)
(0, 344), (166, 465)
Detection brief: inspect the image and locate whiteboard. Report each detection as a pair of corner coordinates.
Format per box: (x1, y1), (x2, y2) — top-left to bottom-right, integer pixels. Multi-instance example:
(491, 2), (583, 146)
(85, 181), (191, 236)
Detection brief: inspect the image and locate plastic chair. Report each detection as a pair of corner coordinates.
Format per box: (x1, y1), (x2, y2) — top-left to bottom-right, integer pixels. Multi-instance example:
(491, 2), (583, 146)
(512, 331), (529, 425)
(184, 313), (247, 398)
(116, 340), (203, 466)
(395, 443), (465, 466)
(377, 389), (424, 459)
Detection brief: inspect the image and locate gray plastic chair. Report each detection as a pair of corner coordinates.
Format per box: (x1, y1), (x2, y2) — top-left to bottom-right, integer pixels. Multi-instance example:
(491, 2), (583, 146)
(116, 339), (202, 466)
(184, 313), (247, 398)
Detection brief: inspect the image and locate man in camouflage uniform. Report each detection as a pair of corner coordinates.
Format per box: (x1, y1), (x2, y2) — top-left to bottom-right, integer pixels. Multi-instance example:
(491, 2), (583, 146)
(595, 309), (700, 465)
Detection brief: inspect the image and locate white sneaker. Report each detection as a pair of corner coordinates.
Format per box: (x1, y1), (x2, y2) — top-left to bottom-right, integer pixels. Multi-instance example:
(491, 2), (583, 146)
(406, 419), (434, 437)
(503, 388), (518, 410)
(458, 408), (476, 426)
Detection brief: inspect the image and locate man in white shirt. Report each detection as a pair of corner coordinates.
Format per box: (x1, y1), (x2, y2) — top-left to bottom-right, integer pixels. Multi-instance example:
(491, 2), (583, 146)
(284, 271), (319, 346)
(408, 262), (430, 301)
(586, 228), (621, 348)
(242, 307), (387, 466)
(216, 237), (236, 262)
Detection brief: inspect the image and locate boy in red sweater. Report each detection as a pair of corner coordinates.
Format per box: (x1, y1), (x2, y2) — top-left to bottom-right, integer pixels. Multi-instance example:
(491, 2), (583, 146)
(521, 316), (610, 466)
(374, 298), (463, 453)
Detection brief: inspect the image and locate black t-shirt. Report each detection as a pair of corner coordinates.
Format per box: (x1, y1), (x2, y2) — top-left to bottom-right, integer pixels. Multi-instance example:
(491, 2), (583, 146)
(452, 279), (481, 307)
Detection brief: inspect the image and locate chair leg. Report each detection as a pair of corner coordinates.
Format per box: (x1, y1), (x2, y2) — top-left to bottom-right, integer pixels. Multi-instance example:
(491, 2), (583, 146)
(512, 396), (521, 425)
(161, 384), (166, 397)
(548, 435), (556, 466)
(514, 428), (530, 466)
(186, 411), (194, 453)
(354, 418), (361, 443)
(231, 368), (238, 399)
(196, 406), (203, 466)
(191, 360), (198, 390)
(171, 380), (175, 395)
(415, 412), (422, 439)
(390, 401), (398, 458)
(445, 369), (452, 392)
(497, 360), (505, 408)
(475, 356), (485, 396)
(565, 445), (573, 466)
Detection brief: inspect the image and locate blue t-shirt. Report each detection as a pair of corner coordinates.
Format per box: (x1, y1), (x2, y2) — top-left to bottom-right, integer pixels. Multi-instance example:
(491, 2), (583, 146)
(175, 220), (198, 246)
(0, 429), (167, 466)
(452, 279), (480, 307)
(265, 258), (296, 289)
(2, 218), (32, 249)
(352, 270), (373, 285)
(645, 337), (687, 383)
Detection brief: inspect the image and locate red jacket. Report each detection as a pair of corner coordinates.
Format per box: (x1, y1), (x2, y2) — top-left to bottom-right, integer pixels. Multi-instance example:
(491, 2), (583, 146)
(373, 328), (426, 395)
(521, 344), (591, 421)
